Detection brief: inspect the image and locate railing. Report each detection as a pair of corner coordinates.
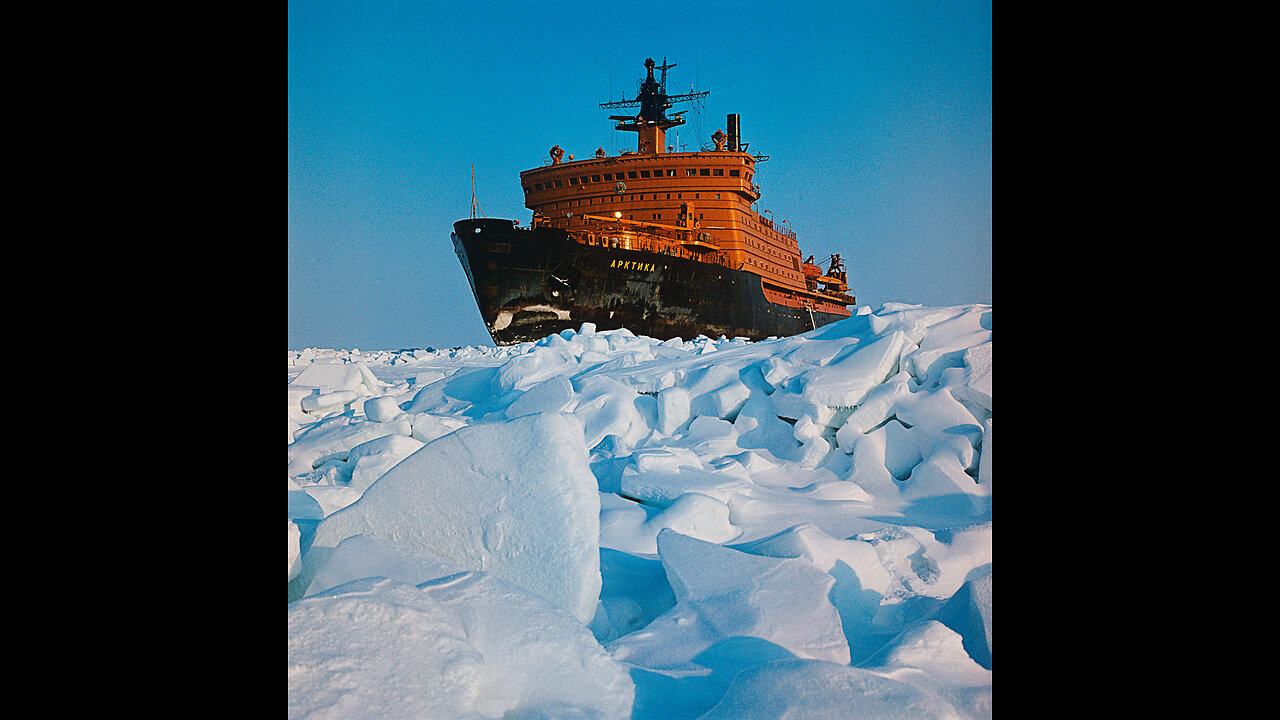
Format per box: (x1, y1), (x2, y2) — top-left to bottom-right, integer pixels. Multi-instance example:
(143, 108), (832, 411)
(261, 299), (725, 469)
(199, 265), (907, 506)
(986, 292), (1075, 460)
(758, 213), (796, 241)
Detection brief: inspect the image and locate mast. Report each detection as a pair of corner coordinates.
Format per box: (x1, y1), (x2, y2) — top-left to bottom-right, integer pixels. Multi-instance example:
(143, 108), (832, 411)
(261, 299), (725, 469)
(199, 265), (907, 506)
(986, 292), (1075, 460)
(600, 57), (709, 155)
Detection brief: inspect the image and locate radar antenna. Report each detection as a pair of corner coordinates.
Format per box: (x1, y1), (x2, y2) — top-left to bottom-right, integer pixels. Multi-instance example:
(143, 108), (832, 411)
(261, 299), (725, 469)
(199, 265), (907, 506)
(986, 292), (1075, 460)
(599, 57), (710, 155)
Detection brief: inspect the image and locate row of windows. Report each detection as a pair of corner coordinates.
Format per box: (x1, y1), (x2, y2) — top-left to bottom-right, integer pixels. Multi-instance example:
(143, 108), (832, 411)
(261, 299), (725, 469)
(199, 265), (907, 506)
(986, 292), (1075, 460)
(526, 167), (749, 193)
(549, 191), (721, 210)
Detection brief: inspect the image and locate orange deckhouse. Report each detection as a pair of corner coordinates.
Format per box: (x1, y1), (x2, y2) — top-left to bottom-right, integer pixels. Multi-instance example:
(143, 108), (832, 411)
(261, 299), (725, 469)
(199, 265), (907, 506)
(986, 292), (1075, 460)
(452, 57), (854, 346)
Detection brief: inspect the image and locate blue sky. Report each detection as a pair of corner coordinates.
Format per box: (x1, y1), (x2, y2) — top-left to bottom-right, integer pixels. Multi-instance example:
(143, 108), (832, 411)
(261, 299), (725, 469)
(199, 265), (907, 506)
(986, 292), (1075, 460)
(288, 0), (991, 350)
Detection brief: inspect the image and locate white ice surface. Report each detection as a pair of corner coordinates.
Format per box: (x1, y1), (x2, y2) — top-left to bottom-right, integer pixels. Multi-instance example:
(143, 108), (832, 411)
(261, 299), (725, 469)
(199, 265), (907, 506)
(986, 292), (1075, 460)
(288, 305), (992, 719)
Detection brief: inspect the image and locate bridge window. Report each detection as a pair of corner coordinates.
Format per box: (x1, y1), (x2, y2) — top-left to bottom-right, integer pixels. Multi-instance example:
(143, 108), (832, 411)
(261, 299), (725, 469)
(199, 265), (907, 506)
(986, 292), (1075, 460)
(580, 176), (589, 184)
(627, 171), (637, 179)
(640, 170), (651, 178)
(729, 169), (740, 177)
(686, 168), (697, 176)
(554, 179), (562, 188)
(535, 183), (543, 191)
(713, 169), (724, 176)
(591, 175), (600, 182)
(666, 169), (677, 177)
(603, 173), (613, 181)
(700, 168), (710, 176)
(569, 177), (577, 185)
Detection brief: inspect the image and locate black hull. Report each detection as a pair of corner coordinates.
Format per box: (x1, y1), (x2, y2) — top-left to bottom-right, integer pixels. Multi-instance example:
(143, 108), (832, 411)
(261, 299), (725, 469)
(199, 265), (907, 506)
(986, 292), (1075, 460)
(452, 218), (850, 346)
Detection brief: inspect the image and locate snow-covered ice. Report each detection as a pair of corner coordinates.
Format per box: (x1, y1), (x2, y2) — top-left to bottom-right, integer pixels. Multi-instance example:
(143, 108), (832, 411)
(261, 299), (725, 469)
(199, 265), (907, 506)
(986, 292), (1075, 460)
(288, 303), (992, 719)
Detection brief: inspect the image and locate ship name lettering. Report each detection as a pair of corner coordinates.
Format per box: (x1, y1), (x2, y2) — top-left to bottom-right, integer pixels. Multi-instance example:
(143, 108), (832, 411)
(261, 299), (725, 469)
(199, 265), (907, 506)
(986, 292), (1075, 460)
(610, 259), (658, 272)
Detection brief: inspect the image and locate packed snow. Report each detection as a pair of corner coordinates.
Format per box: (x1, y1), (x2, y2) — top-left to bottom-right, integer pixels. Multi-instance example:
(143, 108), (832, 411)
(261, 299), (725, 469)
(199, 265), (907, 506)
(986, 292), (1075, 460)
(288, 303), (992, 719)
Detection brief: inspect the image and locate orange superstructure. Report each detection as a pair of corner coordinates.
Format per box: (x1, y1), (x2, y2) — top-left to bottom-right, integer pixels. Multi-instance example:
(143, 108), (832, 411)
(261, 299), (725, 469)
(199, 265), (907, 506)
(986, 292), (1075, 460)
(517, 58), (853, 315)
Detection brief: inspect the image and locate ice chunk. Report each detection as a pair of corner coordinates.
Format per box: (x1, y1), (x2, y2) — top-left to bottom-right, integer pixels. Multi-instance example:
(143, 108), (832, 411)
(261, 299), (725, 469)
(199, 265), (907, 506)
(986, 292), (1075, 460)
(883, 419), (923, 480)
(895, 387), (984, 458)
(977, 418), (991, 489)
(293, 413), (602, 623)
(835, 370), (913, 443)
(288, 414), (414, 476)
(593, 547), (677, 643)
(607, 530), (850, 669)
(287, 386), (313, 425)
(497, 346), (577, 392)
(760, 356), (801, 390)
(290, 360), (364, 393)
(620, 465), (749, 508)
(969, 569), (991, 664)
(346, 434), (425, 493)
(646, 492), (739, 545)
(573, 375), (655, 454)
(899, 451), (990, 517)
(363, 395), (404, 423)
(291, 359), (383, 396)
(870, 620), (986, 675)
(601, 488), (739, 555)
(408, 412), (466, 444)
(506, 374), (576, 418)
(800, 331), (915, 409)
(308, 534), (467, 594)
(690, 377), (752, 420)
(796, 435), (832, 469)
(413, 369), (447, 386)
(300, 389), (358, 415)
(698, 658), (959, 720)
(302, 484), (363, 517)
(288, 489), (324, 521)
(288, 519), (302, 582)
(289, 576), (634, 720)
(655, 385), (691, 435)
(861, 621), (992, 717)
(734, 392), (801, 460)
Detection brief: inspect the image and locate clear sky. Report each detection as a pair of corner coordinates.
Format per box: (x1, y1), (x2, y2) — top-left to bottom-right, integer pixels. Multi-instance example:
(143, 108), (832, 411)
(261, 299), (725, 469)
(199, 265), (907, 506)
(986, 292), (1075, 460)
(288, 0), (991, 350)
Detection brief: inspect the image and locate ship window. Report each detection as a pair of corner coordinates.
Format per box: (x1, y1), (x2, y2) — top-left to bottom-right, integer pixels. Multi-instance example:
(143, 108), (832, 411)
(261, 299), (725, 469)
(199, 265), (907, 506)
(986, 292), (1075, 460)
(628, 171), (637, 179)
(535, 183), (543, 190)
(640, 170), (651, 178)
(713, 169), (724, 176)
(569, 177), (577, 185)
(603, 173), (613, 181)
(667, 169), (677, 177)
(700, 168), (710, 176)
(730, 169), (740, 177)
(580, 176), (589, 184)
(686, 168), (697, 176)
(666, 193), (671, 199)
(592, 175), (601, 182)
(677, 193), (682, 199)
(554, 180), (562, 187)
